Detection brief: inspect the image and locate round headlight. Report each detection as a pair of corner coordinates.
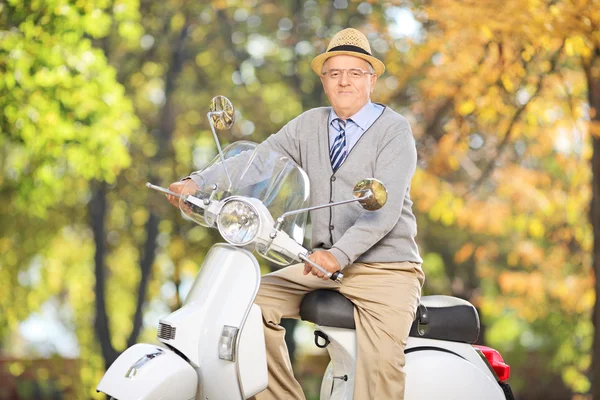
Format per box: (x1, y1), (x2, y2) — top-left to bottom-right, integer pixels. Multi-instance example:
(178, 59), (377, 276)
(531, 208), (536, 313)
(217, 199), (260, 245)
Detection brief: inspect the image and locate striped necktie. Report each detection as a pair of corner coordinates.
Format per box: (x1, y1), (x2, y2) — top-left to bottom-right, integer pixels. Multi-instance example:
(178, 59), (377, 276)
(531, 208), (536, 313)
(330, 118), (348, 172)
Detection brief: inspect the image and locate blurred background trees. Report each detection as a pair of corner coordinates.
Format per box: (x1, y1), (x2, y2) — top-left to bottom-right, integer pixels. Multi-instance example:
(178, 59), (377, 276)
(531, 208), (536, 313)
(1, 0), (599, 399)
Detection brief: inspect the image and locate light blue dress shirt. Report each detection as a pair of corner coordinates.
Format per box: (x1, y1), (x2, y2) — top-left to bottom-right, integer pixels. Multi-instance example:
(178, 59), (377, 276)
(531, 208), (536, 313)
(328, 102), (385, 154)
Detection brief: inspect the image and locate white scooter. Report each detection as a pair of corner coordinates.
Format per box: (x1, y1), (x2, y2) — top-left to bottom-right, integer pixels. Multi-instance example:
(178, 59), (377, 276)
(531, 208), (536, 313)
(97, 96), (515, 400)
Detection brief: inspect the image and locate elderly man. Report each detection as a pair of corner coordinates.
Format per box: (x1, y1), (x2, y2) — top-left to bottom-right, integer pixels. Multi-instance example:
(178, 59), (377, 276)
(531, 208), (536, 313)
(168, 28), (424, 399)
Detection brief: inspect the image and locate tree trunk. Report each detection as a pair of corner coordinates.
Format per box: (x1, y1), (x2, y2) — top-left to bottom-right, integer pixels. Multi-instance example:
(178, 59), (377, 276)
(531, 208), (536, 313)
(585, 48), (600, 399)
(90, 181), (118, 367)
(127, 212), (160, 347)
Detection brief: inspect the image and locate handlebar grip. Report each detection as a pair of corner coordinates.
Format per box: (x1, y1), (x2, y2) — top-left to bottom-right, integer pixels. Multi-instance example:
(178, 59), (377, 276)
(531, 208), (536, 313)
(298, 253), (343, 283)
(330, 271), (343, 283)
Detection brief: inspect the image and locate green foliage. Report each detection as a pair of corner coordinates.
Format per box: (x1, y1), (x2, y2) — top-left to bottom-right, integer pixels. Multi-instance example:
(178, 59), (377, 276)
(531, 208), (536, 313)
(0, 0), (139, 217)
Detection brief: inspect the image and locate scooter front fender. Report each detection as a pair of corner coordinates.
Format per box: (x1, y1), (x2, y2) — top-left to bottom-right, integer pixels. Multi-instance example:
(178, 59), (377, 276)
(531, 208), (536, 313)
(97, 343), (197, 400)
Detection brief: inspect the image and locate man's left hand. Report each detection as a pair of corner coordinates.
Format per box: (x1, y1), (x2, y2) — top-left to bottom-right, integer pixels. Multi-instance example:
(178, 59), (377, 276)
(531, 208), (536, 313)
(303, 250), (341, 280)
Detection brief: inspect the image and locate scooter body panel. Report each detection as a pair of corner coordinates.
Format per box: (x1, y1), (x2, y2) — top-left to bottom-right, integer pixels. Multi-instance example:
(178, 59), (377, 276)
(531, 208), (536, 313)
(237, 304), (268, 398)
(96, 343), (197, 400)
(406, 337), (499, 382)
(404, 348), (506, 399)
(157, 244), (266, 400)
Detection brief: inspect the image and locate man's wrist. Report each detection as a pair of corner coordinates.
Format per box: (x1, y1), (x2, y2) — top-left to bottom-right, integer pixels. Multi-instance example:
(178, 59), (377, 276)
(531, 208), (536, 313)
(328, 247), (351, 270)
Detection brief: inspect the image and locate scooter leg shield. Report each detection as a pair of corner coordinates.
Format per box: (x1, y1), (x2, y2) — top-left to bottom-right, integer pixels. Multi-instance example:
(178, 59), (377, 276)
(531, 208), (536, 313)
(97, 343), (197, 400)
(404, 349), (506, 400)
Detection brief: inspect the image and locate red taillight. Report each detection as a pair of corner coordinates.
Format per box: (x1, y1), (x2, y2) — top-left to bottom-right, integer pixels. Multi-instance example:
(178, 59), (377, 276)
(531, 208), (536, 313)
(473, 345), (511, 382)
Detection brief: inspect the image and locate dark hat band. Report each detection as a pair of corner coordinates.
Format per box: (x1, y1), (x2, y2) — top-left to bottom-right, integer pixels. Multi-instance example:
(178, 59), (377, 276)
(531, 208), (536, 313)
(327, 45), (372, 56)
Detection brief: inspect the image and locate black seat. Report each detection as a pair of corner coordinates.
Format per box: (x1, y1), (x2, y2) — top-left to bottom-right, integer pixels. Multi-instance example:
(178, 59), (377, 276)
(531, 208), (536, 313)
(299, 290), (480, 344)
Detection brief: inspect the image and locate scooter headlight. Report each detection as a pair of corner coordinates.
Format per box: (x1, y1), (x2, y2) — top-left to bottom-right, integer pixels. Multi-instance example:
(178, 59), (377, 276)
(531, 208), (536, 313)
(217, 199), (260, 246)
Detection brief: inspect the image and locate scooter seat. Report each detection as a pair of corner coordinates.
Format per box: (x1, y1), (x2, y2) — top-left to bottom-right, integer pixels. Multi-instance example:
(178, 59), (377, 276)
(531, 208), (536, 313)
(299, 290), (480, 344)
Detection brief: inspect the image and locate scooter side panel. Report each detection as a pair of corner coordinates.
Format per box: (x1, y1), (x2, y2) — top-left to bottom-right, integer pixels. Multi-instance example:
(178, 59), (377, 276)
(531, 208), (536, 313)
(97, 343), (197, 400)
(158, 244), (262, 400)
(404, 349), (506, 399)
(406, 336), (498, 382)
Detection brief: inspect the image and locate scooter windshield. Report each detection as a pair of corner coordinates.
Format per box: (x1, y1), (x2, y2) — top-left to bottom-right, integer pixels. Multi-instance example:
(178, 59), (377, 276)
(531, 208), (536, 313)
(187, 141), (310, 265)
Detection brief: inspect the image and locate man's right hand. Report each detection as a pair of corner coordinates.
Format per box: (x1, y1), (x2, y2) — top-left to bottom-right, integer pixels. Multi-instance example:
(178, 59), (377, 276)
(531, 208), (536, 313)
(166, 179), (199, 208)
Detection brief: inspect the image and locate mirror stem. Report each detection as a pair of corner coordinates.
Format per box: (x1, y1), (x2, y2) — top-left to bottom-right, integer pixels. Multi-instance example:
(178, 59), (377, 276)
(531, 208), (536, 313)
(275, 194), (370, 230)
(207, 111), (233, 191)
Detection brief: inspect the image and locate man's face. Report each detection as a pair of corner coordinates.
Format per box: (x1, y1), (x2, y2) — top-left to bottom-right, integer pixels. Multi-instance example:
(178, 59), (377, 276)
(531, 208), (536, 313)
(320, 55), (378, 118)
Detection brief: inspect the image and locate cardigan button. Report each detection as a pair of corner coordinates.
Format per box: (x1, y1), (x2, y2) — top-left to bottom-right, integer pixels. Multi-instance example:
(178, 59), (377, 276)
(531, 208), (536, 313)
(329, 225), (334, 231)
(331, 176), (336, 181)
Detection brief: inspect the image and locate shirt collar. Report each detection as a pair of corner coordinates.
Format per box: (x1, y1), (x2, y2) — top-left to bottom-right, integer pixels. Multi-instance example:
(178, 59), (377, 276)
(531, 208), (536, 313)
(329, 102), (375, 131)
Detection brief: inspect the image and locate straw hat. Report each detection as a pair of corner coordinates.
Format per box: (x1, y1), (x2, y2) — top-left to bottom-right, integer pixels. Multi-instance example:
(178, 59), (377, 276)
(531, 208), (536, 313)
(311, 28), (385, 76)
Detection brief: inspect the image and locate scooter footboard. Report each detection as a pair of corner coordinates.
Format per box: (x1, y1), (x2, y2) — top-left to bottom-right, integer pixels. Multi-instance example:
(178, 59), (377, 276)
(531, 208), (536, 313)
(97, 343), (197, 400)
(404, 349), (506, 399)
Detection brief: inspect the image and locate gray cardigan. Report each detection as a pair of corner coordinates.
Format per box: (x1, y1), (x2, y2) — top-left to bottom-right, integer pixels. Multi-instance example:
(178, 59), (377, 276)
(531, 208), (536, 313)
(262, 106), (422, 270)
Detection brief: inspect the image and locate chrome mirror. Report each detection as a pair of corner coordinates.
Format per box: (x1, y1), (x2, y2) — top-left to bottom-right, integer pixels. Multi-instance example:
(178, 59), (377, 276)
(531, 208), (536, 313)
(207, 96), (235, 190)
(274, 178), (387, 231)
(353, 179), (387, 211)
(209, 95), (235, 130)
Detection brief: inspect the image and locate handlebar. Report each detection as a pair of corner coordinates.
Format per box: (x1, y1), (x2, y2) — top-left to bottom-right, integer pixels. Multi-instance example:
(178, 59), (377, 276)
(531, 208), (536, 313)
(147, 181), (343, 283)
(146, 182), (184, 199)
(298, 253), (343, 283)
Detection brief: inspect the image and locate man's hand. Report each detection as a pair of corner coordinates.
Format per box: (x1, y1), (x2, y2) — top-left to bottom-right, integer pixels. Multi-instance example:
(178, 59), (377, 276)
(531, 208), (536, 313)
(166, 179), (199, 208)
(303, 250), (341, 280)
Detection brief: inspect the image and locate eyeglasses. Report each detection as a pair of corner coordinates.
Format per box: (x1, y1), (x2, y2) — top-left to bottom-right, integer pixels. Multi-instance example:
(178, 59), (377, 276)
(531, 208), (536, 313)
(321, 68), (374, 80)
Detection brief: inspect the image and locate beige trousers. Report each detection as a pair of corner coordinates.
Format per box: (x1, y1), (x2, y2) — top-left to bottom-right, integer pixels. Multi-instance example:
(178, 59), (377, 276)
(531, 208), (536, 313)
(250, 261), (425, 400)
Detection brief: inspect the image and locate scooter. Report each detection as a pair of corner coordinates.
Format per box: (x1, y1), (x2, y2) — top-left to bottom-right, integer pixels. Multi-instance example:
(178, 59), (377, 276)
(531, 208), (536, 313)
(97, 96), (515, 400)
